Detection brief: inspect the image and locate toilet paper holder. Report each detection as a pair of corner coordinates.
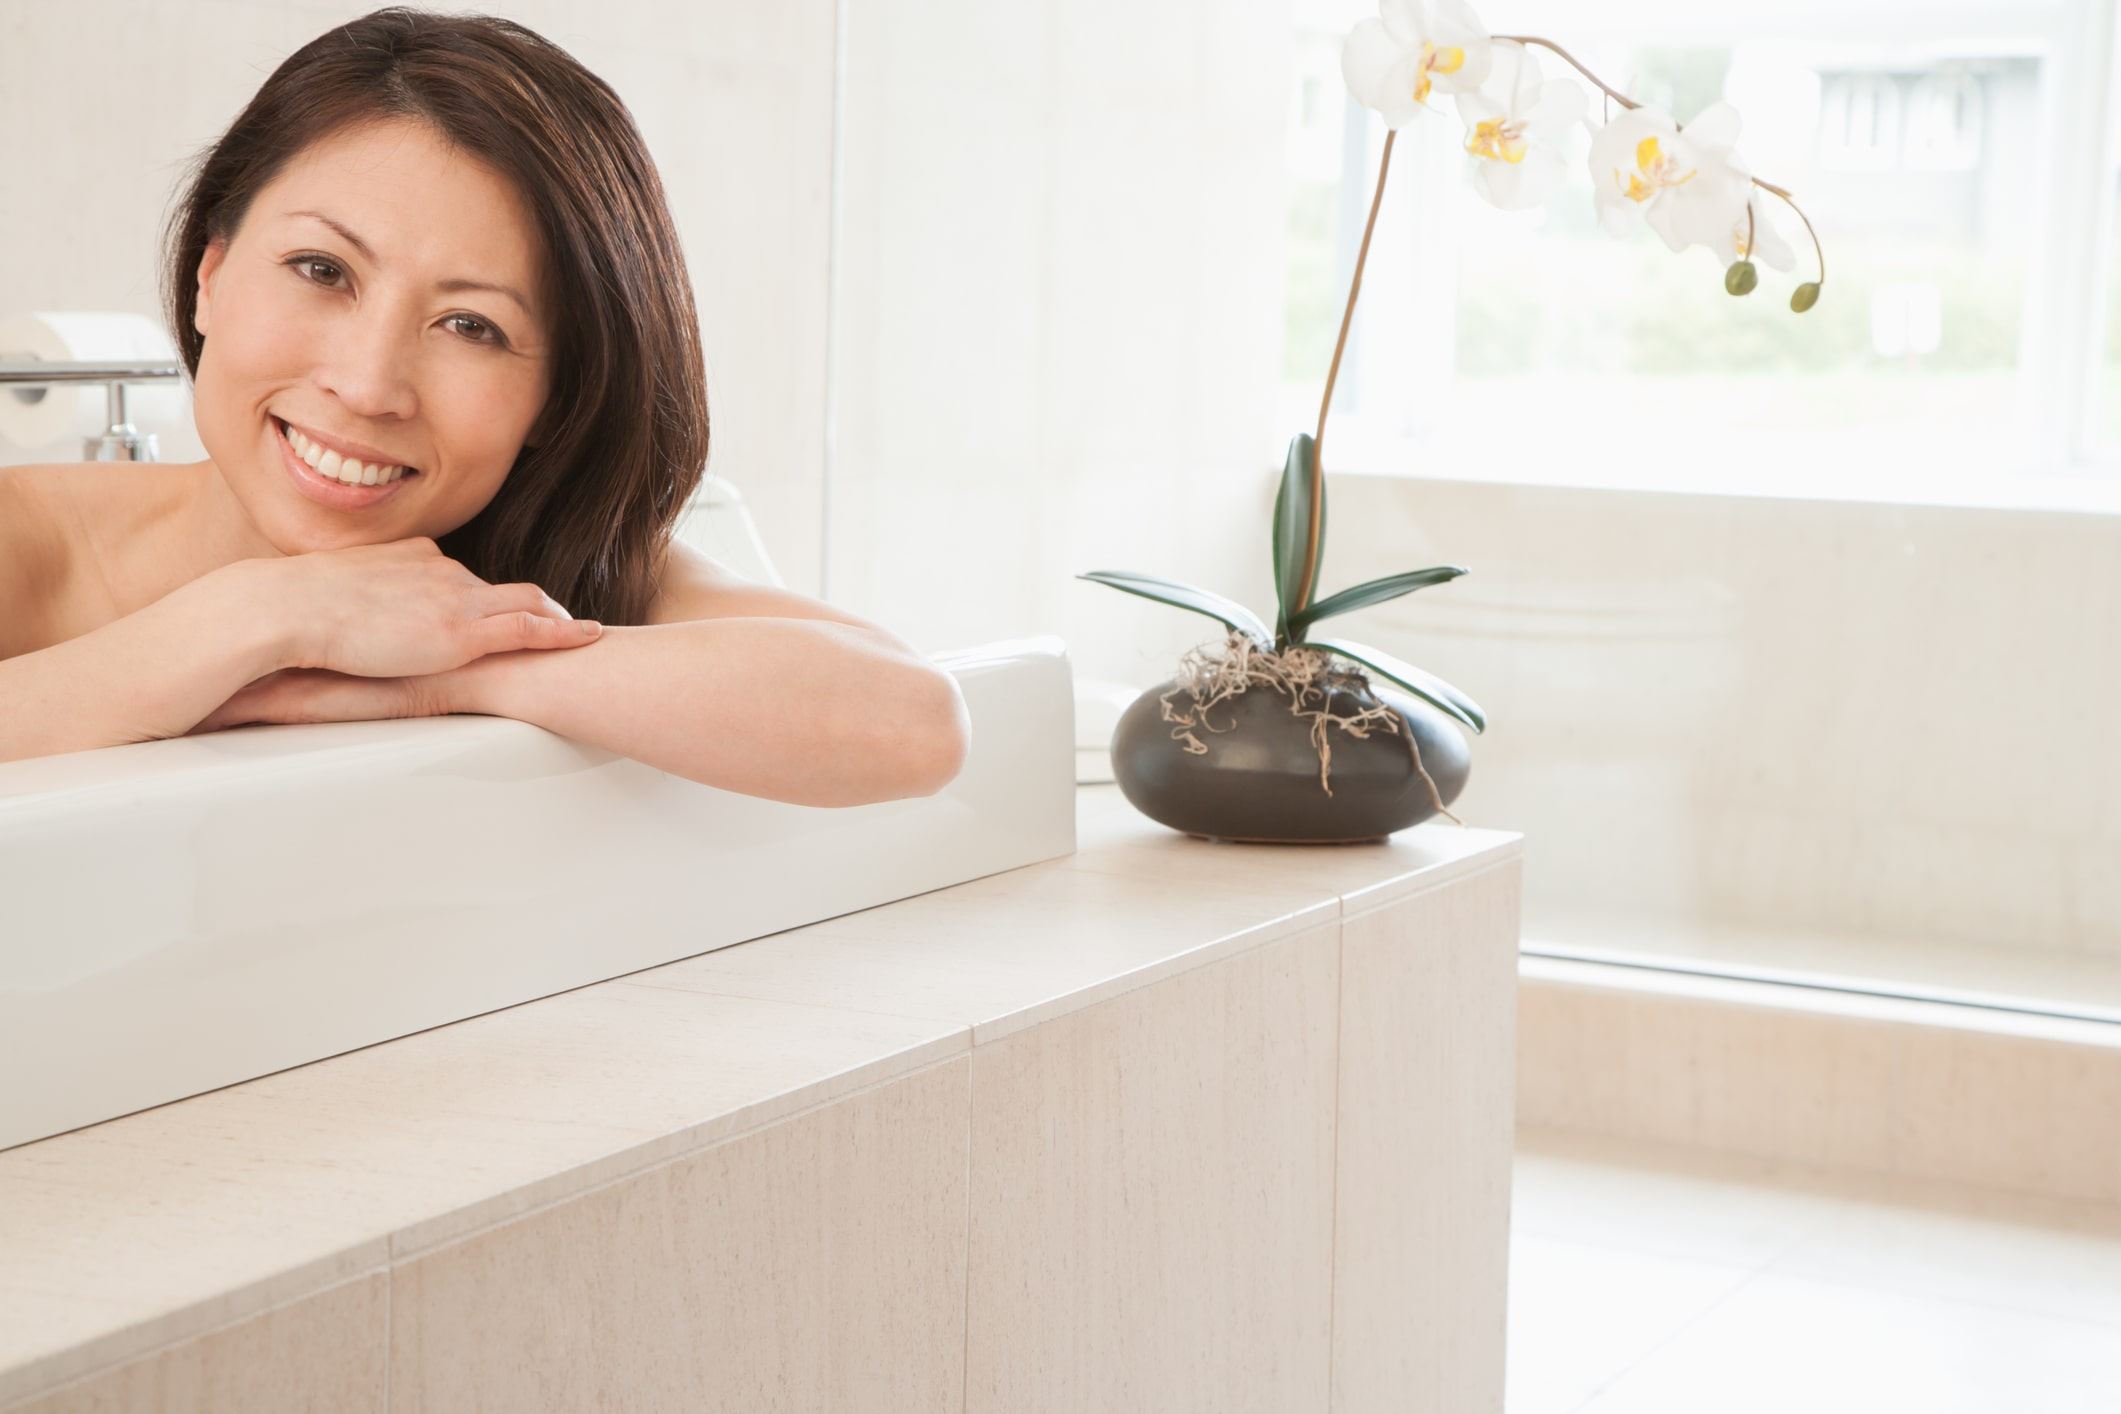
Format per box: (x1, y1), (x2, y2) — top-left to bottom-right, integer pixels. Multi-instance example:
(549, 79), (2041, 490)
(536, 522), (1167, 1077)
(0, 357), (183, 462)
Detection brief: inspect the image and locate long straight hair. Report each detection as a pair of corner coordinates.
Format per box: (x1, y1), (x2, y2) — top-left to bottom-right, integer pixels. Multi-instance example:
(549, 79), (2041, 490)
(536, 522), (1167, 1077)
(162, 7), (709, 625)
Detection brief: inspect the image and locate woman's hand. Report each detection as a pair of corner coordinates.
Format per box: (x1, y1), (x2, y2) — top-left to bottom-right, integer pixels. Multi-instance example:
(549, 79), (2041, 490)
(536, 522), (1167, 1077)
(237, 536), (602, 678)
(186, 666), (451, 734)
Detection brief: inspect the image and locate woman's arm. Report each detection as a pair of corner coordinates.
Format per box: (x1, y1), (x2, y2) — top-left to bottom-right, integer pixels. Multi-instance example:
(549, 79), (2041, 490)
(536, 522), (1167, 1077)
(441, 617), (972, 808)
(0, 560), (291, 765)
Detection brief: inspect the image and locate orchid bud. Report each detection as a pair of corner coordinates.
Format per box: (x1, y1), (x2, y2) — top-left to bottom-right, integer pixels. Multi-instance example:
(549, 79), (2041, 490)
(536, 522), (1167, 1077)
(1790, 282), (1821, 313)
(1724, 261), (1758, 296)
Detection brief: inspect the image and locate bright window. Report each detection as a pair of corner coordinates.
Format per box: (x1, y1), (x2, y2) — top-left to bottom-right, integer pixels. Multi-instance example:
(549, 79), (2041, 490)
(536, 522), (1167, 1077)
(1284, 0), (2121, 503)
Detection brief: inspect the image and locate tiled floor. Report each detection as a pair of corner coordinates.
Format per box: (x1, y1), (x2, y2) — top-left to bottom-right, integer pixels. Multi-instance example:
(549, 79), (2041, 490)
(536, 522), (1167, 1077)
(1507, 1128), (2121, 1413)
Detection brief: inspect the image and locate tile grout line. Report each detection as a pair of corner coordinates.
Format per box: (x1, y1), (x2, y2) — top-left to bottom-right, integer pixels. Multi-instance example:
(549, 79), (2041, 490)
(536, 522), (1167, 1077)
(965, 910), (1342, 1046)
(623, 894), (1350, 1047)
(1746, 1239), (2121, 1336)
(380, 1254), (391, 1414)
(608, 977), (964, 1027)
(1322, 919), (1346, 1412)
(1555, 1225), (1809, 1414)
(0, 1264), (392, 1412)
(1339, 852), (1527, 926)
(1065, 834), (1522, 907)
(960, 1040), (975, 1413)
(1520, 1121), (2121, 1221)
(388, 1041), (976, 1267)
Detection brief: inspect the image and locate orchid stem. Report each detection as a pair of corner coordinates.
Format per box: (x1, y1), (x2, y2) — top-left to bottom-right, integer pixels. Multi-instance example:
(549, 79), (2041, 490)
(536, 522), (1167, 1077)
(1298, 36), (1825, 622)
(1492, 35), (1639, 113)
(1496, 33), (1827, 287)
(1752, 177), (1827, 286)
(1303, 125), (1396, 617)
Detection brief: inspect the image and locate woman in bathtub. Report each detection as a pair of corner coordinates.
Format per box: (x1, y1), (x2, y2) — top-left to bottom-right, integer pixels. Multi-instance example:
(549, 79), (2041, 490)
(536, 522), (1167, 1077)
(0, 7), (968, 806)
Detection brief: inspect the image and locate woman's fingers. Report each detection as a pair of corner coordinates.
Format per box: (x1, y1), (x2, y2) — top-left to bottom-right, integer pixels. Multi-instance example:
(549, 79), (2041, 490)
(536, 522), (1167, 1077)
(467, 609), (604, 658)
(483, 581), (575, 621)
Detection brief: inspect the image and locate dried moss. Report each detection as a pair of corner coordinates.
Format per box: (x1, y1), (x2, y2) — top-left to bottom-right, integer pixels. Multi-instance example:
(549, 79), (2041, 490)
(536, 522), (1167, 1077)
(1155, 629), (1462, 824)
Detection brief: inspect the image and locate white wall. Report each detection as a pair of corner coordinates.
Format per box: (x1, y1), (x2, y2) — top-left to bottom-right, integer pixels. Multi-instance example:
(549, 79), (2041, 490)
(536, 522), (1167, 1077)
(0, 0), (834, 595)
(824, 0), (1297, 678)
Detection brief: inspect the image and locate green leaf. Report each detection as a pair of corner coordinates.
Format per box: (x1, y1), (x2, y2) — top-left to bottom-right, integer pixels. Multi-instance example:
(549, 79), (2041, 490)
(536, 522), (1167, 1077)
(1289, 565), (1468, 638)
(1270, 433), (1324, 644)
(1077, 571), (1273, 646)
(1298, 634), (1486, 734)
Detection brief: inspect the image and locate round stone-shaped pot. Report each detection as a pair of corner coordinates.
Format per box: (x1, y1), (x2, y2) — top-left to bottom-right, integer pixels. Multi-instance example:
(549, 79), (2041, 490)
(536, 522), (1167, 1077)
(1110, 676), (1472, 844)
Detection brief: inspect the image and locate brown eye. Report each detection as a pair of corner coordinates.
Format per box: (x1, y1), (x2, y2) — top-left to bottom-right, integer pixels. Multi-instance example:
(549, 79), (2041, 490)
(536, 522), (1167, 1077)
(288, 256), (345, 287)
(445, 314), (501, 345)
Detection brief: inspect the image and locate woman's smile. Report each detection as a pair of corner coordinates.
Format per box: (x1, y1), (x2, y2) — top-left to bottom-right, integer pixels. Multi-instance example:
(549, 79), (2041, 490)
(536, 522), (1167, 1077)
(271, 413), (421, 510)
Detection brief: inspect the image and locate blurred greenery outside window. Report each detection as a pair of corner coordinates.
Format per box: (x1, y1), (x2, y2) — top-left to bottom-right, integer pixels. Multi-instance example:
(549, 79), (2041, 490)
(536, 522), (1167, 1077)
(1282, 0), (2121, 502)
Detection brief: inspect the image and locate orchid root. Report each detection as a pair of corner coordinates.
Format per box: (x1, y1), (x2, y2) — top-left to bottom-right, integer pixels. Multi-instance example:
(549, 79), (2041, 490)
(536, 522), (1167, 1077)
(1155, 628), (1462, 825)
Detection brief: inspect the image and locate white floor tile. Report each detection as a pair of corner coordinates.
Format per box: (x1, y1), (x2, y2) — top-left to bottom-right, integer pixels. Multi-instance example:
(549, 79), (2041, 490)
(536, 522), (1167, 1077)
(1572, 1272), (2121, 1414)
(1508, 1130), (2121, 1414)
(1512, 1130), (1844, 1268)
(1505, 1234), (1758, 1414)
(1764, 1177), (2121, 1330)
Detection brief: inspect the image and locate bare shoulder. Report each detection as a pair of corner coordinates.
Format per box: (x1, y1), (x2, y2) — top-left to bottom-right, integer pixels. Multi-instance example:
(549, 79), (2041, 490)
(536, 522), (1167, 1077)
(0, 465), (74, 661)
(644, 535), (908, 647)
(642, 536), (765, 625)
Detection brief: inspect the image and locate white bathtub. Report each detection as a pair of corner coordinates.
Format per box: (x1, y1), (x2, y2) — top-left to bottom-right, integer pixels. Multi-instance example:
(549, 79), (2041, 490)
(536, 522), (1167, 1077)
(0, 635), (1077, 1151)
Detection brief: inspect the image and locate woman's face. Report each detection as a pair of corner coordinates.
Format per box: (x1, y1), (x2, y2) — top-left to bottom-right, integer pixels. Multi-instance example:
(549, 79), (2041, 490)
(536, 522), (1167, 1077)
(191, 117), (553, 550)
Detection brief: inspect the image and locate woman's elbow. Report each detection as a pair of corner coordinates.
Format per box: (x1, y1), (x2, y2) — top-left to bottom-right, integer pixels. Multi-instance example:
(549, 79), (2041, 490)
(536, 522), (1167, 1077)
(905, 667), (972, 797)
(825, 652), (970, 808)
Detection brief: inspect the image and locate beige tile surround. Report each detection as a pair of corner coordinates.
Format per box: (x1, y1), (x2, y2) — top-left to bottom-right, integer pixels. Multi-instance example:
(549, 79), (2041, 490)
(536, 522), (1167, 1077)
(0, 787), (1524, 1411)
(1518, 956), (2121, 1209)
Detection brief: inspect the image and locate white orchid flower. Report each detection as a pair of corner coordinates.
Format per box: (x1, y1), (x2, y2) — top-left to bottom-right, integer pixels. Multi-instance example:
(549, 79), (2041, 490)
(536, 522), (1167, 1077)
(1588, 102), (1753, 258)
(1342, 0), (1495, 130)
(1716, 191), (1796, 271)
(1453, 39), (1587, 210)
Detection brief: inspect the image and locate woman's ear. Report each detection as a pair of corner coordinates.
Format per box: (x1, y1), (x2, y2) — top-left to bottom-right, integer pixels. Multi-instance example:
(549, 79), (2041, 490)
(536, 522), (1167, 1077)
(194, 239), (228, 337)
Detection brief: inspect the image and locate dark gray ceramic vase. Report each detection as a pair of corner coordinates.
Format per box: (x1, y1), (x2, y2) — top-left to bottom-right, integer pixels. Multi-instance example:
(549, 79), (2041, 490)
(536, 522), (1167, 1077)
(1109, 676), (1471, 844)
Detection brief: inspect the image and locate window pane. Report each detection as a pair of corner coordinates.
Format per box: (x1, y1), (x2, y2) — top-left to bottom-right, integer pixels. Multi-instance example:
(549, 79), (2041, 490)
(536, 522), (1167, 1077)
(1453, 46), (2033, 485)
(1284, 11), (2054, 493)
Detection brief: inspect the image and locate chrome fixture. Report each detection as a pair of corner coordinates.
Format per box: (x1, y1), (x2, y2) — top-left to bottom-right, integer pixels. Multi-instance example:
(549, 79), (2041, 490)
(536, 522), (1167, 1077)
(0, 357), (183, 462)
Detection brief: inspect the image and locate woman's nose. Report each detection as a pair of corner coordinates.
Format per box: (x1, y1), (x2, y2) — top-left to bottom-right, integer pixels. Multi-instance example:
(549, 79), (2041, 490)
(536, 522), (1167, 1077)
(311, 307), (419, 421)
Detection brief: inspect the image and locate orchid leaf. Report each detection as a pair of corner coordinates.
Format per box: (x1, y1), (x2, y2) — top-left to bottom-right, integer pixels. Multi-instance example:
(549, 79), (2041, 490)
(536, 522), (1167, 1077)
(1299, 634), (1486, 734)
(1078, 571), (1273, 646)
(1270, 433), (1324, 644)
(1289, 565), (1469, 637)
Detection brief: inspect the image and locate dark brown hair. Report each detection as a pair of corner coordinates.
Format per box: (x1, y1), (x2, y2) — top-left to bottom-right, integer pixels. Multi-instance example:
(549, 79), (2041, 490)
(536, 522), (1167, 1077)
(161, 6), (708, 625)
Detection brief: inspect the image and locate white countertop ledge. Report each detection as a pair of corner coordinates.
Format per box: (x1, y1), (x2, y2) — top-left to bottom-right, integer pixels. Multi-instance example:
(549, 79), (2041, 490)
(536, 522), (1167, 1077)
(0, 785), (1521, 1406)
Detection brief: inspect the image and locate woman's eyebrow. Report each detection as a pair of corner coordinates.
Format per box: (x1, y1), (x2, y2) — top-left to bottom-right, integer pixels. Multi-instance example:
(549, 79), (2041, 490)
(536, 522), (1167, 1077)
(286, 209), (536, 316)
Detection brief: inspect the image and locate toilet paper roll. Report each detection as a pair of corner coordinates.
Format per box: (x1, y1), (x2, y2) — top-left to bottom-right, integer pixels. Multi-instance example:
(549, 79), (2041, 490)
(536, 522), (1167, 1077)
(0, 311), (190, 453)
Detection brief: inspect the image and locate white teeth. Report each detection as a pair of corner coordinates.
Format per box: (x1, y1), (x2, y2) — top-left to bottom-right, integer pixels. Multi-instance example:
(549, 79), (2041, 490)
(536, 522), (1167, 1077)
(281, 420), (409, 486)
